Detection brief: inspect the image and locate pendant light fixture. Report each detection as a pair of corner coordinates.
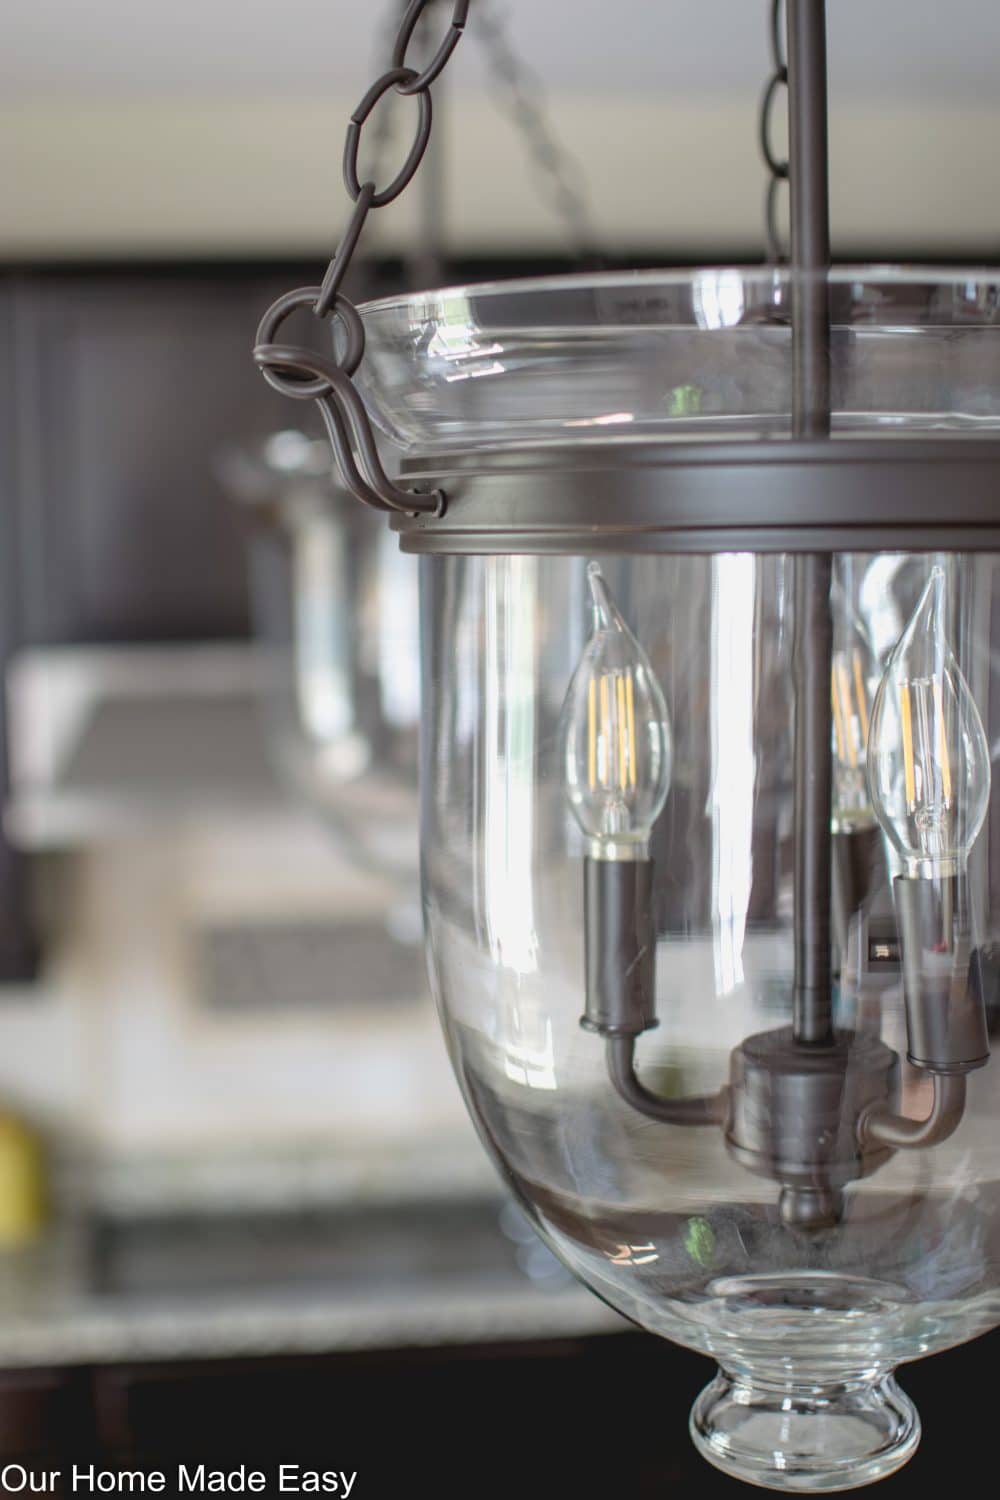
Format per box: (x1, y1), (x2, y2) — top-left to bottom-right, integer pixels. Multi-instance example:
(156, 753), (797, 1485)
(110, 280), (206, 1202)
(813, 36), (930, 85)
(251, 1), (1000, 1488)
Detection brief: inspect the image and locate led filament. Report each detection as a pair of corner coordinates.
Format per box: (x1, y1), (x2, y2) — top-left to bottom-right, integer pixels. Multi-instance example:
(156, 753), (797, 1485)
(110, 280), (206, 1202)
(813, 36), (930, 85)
(562, 562), (671, 858)
(867, 566), (990, 874)
(587, 662), (638, 798)
(899, 676), (953, 813)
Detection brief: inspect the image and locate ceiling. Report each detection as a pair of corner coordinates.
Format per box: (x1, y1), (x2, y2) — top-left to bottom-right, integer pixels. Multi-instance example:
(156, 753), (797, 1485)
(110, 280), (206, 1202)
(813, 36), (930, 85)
(3, 0), (999, 258)
(4, 0), (999, 103)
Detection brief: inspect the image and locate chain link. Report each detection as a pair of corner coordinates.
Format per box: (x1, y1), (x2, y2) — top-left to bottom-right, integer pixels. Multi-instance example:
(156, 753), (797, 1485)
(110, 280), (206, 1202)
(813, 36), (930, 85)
(343, 66), (433, 206)
(252, 0), (468, 516)
(314, 183), (375, 317)
(760, 0), (788, 263)
(392, 0), (470, 93)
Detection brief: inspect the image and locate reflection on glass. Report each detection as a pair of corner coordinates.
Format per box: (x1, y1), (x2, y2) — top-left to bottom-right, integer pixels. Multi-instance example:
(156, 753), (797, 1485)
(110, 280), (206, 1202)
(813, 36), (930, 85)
(831, 563), (879, 833)
(709, 555), (755, 994)
(483, 557), (538, 973)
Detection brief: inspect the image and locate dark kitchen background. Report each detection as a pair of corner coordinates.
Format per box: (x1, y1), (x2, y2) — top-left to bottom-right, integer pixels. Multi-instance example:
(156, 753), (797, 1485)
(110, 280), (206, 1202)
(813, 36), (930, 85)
(0, 1), (999, 1494)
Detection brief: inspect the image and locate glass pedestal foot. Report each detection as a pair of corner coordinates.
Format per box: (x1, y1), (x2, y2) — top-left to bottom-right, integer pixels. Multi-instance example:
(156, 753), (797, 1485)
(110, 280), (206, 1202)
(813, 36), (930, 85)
(689, 1366), (920, 1492)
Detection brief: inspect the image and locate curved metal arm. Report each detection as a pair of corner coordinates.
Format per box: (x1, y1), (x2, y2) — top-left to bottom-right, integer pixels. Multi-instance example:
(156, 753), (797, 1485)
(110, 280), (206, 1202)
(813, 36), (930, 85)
(858, 1071), (967, 1152)
(606, 1036), (728, 1128)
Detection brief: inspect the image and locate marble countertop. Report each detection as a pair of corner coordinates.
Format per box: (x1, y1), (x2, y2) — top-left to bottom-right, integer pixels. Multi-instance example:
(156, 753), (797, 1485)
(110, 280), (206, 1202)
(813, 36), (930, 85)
(0, 1248), (623, 1370)
(0, 1140), (627, 1369)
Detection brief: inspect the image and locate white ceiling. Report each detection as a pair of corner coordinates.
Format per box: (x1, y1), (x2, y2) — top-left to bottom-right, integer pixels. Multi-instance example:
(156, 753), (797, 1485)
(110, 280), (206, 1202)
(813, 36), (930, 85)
(3, 0), (1000, 257)
(4, 0), (999, 103)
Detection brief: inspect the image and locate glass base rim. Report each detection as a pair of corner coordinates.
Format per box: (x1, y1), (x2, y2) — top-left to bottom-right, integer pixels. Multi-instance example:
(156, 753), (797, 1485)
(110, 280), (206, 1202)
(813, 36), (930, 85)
(689, 1366), (921, 1493)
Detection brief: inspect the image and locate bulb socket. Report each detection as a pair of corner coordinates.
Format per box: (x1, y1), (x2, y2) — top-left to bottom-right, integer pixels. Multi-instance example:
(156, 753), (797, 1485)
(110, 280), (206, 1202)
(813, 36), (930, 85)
(581, 856), (658, 1038)
(894, 873), (990, 1073)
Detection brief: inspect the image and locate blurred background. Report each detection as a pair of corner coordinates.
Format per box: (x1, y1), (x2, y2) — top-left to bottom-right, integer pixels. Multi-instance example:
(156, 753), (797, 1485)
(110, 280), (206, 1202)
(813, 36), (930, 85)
(0, 1), (999, 1493)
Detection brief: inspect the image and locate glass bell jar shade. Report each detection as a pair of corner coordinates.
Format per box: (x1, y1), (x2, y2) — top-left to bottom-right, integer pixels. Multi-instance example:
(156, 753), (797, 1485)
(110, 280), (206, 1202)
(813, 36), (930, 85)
(354, 268), (1000, 1492)
(219, 429), (420, 886)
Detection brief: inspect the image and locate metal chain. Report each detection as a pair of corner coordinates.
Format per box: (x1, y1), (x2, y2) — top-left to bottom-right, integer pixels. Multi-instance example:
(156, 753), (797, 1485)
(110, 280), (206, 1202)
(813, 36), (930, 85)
(760, 0), (789, 263)
(360, 0), (436, 271)
(473, 0), (599, 262)
(355, 0), (417, 245)
(252, 0), (471, 517)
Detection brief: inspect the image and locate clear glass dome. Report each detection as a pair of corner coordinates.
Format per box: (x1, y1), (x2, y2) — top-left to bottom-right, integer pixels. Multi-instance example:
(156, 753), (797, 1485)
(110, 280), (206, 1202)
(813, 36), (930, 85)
(357, 266), (1000, 452)
(220, 430), (420, 885)
(419, 546), (1000, 1490)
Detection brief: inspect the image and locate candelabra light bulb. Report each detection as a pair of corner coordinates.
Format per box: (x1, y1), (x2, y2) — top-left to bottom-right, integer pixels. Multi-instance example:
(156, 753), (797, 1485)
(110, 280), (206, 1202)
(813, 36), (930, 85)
(867, 566), (990, 876)
(561, 562), (672, 860)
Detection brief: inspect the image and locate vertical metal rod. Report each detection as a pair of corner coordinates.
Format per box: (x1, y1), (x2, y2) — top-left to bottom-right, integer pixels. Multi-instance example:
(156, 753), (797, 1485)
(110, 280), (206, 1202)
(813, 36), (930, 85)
(787, 0), (834, 1045)
(788, 0), (831, 435)
(793, 554), (834, 1042)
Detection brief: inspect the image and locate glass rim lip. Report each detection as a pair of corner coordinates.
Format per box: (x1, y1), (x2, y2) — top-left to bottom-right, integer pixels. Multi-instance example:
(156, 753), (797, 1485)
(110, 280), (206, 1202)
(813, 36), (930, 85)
(356, 263), (1000, 319)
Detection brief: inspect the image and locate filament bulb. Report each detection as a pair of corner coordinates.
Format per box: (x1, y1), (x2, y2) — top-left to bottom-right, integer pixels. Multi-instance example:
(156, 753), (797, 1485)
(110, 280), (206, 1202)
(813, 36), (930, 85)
(867, 566), (990, 875)
(561, 562), (672, 859)
(830, 569), (878, 833)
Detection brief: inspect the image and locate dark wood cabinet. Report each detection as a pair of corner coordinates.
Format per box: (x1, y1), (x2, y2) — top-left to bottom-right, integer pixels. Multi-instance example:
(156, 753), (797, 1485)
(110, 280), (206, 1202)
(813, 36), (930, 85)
(3, 270), (307, 647)
(0, 1328), (995, 1497)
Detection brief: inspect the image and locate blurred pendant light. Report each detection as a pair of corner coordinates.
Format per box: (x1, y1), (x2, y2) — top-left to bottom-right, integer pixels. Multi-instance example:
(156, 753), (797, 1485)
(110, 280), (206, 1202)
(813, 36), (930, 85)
(219, 431), (421, 885)
(249, 0), (1000, 1488)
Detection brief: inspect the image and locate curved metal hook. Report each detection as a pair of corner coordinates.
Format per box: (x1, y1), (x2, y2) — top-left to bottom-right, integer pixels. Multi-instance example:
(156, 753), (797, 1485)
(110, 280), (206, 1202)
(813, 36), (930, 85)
(252, 341), (443, 517)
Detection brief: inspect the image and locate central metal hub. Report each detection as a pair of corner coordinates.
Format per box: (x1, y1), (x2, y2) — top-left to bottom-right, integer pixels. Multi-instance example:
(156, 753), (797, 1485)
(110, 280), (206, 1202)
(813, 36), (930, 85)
(725, 1026), (899, 1229)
